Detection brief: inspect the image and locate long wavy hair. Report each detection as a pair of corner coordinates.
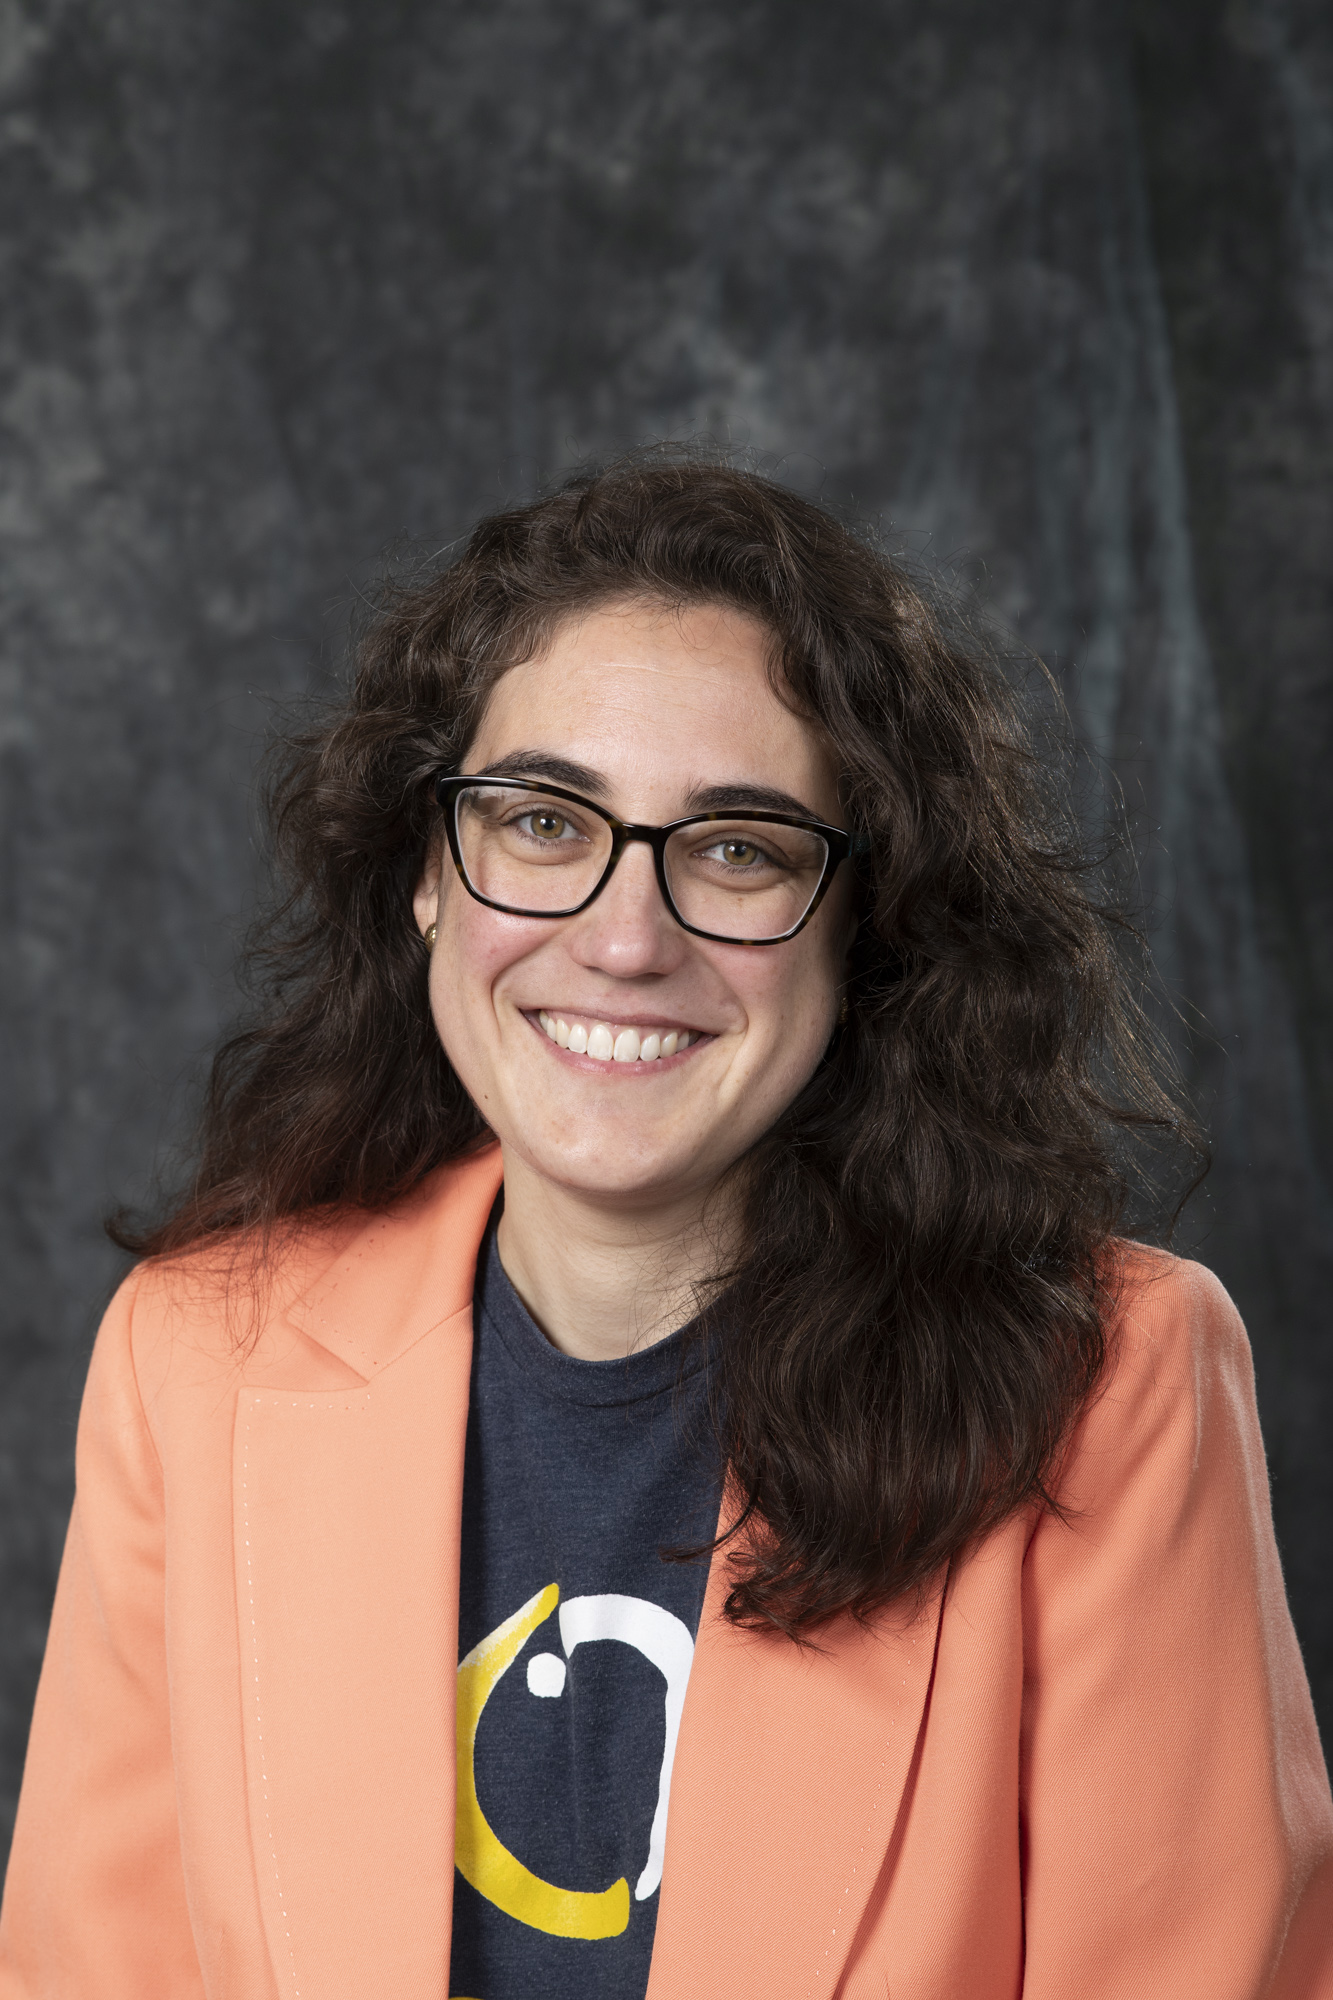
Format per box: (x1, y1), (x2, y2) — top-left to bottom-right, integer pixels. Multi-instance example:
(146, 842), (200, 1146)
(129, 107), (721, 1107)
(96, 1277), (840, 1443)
(115, 451), (1200, 1636)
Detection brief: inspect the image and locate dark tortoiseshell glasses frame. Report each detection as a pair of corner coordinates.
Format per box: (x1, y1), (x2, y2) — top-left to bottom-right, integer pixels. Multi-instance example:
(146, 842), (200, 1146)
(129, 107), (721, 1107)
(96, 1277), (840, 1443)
(433, 771), (866, 946)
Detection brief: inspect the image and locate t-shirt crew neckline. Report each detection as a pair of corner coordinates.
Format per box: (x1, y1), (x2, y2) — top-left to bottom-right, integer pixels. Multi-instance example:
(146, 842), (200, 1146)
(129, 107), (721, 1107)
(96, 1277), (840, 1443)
(475, 1231), (712, 1411)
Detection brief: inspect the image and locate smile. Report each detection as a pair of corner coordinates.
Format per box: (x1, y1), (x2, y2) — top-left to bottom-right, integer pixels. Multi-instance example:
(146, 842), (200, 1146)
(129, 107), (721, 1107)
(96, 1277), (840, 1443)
(535, 1011), (700, 1065)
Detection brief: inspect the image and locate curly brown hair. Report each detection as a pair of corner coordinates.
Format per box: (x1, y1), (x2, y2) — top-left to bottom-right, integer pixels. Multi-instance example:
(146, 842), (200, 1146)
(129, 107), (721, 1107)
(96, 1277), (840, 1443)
(114, 450), (1201, 1636)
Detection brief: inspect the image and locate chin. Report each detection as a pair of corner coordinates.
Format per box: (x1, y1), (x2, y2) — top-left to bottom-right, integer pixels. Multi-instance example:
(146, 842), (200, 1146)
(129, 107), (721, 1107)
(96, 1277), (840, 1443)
(523, 1130), (717, 1203)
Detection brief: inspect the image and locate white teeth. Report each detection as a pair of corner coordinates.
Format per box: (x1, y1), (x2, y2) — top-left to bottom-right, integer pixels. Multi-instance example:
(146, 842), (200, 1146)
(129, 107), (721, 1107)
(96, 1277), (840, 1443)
(538, 1016), (698, 1061)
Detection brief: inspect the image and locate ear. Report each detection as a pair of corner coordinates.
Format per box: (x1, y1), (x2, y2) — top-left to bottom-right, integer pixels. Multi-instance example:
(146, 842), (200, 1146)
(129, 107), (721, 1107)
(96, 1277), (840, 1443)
(412, 853), (442, 941)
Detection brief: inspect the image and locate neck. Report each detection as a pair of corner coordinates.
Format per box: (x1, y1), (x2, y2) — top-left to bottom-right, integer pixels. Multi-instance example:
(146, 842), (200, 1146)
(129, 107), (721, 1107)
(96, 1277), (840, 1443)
(494, 1150), (733, 1362)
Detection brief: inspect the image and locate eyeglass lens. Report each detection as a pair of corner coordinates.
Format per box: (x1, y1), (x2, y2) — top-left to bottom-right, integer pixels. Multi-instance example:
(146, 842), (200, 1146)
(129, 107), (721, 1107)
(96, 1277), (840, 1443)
(452, 784), (830, 942)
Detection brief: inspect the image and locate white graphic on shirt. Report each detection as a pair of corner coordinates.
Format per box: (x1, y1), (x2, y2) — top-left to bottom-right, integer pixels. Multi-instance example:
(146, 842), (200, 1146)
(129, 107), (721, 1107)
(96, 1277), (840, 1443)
(526, 1651), (567, 1698)
(556, 1594), (695, 1902)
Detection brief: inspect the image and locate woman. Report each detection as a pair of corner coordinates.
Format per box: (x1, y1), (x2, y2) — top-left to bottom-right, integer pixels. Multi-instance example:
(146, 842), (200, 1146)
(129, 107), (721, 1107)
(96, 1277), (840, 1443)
(1, 455), (1329, 2000)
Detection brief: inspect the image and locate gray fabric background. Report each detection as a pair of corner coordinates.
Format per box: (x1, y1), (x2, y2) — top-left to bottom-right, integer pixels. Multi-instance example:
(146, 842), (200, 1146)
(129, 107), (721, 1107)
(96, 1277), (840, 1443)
(2, 0), (1330, 1861)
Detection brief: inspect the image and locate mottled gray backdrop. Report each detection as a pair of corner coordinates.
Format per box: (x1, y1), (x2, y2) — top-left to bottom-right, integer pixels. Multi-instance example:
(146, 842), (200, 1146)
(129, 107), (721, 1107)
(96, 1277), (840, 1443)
(2, 0), (1331, 1858)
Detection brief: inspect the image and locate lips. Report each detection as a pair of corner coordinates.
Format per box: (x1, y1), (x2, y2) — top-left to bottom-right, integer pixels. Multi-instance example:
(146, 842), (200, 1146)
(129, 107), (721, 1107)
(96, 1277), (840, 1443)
(535, 1011), (697, 1064)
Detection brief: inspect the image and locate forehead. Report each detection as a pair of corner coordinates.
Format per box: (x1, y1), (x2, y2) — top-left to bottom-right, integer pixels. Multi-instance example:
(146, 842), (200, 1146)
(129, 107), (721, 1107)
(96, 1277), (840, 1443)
(469, 599), (839, 815)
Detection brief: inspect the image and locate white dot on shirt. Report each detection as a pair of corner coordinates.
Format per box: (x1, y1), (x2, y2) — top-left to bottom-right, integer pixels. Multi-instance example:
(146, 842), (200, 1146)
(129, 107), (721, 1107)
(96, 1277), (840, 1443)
(526, 1651), (567, 1698)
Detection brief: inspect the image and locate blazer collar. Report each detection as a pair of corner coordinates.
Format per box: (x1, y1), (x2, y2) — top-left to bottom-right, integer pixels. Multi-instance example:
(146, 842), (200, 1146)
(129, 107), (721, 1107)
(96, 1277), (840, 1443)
(282, 1144), (504, 1378)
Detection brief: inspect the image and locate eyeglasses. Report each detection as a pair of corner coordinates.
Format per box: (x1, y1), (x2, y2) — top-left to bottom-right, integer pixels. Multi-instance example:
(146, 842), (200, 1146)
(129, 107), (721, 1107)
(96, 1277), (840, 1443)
(433, 773), (864, 946)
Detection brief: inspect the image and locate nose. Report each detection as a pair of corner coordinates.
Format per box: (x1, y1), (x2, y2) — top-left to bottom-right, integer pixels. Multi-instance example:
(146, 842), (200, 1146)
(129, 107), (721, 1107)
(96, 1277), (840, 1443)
(564, 836), (684, 980)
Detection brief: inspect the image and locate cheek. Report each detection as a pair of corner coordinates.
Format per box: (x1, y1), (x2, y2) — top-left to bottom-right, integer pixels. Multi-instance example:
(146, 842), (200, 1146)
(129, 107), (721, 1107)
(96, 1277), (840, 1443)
(428, 900), (501, 1067)
(440, 902), (509, 988)
(430, 888), (553, 1061)
(437, 865), (530, 978)
(730, 935), (841, 1065)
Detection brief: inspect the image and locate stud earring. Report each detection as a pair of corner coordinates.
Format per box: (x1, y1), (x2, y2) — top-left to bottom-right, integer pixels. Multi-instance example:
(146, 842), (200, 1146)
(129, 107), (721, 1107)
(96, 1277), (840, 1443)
(424, 923), (437, 949)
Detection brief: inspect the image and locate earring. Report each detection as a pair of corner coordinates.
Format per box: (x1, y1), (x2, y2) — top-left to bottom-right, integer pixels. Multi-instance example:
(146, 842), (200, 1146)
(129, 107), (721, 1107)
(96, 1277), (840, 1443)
(839, 992), (849, 1026)
(424, 923), (437, 949)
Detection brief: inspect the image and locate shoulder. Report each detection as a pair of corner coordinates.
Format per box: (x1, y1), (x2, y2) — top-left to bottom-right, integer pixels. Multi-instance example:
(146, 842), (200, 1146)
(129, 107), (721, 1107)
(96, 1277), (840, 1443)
(117, 1207), (363, 1363)
(102, 1144), (504, 1406)
(1095, 1240), (1254, 1423)
(1050, 1240), (1266, 1528)
(1103, 1239), (1247, 1363)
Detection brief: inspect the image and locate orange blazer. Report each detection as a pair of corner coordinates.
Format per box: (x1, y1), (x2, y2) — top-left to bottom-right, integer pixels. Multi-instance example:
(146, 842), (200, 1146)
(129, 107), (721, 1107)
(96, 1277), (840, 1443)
(1, 1145), (1330, 1999)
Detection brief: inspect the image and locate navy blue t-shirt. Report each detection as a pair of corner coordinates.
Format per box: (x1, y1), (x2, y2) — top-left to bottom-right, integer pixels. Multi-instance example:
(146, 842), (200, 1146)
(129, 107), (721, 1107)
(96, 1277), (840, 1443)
(448, 1228), (721, 2000)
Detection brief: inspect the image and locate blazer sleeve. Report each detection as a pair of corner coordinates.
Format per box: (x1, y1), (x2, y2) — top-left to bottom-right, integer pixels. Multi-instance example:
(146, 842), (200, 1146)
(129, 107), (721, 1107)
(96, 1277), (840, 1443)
(1019, 1253), (1333, 1998)
(0, 1270), (206, 1999)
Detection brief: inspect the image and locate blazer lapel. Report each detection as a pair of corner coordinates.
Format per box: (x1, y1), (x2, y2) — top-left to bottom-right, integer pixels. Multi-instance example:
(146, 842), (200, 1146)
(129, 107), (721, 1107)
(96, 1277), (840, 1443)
(233, 1148), (502, 2000)
(648, 1540), (944, 2000)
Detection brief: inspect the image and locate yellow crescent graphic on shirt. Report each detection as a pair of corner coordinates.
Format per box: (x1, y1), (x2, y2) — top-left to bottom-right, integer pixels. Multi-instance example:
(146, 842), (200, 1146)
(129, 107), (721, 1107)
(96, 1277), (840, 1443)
(455, 1582), (631, 1939)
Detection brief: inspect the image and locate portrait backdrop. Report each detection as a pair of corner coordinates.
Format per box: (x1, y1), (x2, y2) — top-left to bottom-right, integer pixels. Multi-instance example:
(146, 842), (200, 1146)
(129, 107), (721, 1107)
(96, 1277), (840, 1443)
(2, 0), (1331, 1860)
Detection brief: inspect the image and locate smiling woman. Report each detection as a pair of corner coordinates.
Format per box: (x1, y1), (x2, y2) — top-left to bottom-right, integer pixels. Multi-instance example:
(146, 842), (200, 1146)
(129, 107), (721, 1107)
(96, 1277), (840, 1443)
(1, 453), (1330, 2000)
(413, 598), (862, 1364)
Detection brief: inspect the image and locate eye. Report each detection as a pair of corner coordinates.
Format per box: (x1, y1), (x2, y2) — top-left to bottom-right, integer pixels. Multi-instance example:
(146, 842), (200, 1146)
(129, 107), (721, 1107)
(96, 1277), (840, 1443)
(523, 810), (570, 840)
(693, 834), (778, 871)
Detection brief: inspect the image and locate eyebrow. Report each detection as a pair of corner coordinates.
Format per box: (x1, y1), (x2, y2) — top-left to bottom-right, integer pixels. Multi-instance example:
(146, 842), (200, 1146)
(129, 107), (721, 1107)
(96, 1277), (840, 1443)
(683, 781), (824, 820)
(471, 752), (830, 826)
(474, 751), (609, 795)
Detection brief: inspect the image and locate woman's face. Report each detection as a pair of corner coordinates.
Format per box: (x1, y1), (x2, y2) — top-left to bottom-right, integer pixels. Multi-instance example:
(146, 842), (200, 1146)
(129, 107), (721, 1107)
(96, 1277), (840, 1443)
(414, 598), (855, 1212)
